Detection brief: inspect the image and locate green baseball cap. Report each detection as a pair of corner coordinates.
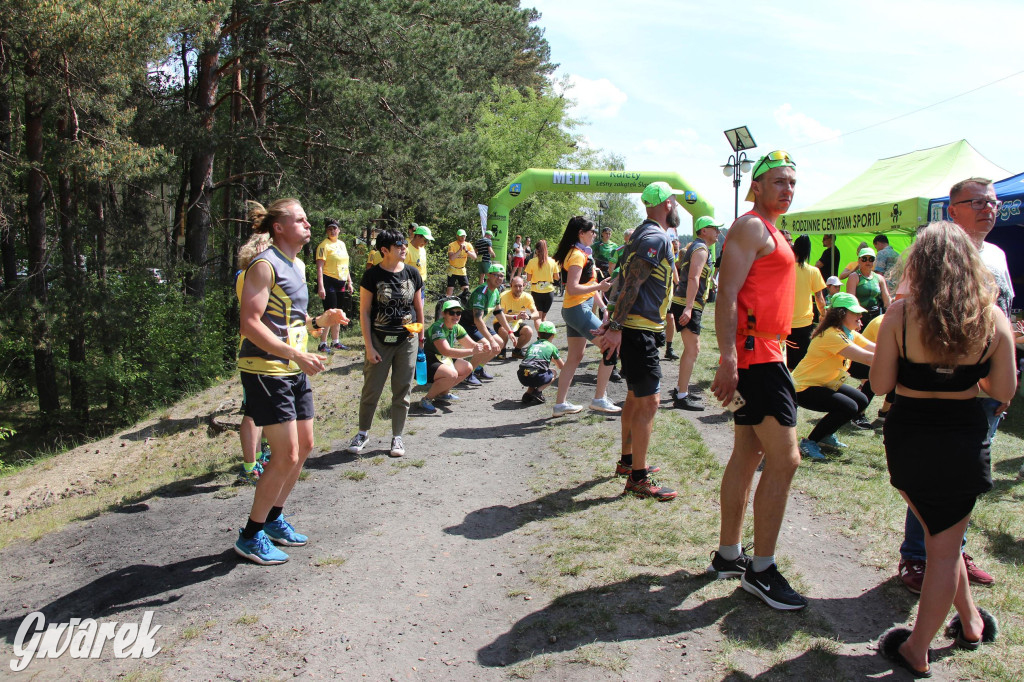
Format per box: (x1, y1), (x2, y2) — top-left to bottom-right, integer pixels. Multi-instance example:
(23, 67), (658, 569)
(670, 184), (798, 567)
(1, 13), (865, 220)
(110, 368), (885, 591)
(456, 229), (467, 237)
(414, 225), (434, 241)
(858, 247), (876, 259)
(488, 263), (506, 275)
(751, 150), (796, 180)
(694, 216), (724, 231)
(440, 299), (463, 313)
(538, 321), (556, 335)
(640, 181), (685, 208)
(828, 291), (867, 313)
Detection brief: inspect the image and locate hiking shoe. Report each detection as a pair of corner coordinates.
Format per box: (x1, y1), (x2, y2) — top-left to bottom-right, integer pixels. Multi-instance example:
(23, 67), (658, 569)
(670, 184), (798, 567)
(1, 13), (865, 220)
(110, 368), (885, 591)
(475, 366), (494, 381)
(264, 516), (308, 547)
(511, 348), (526, 360)
(614, 462), (661, 477)
(347, 433), (369, 454)
(850, 415), (872, 429)
(420, 397), (437, 413)
(331, 341), (348, 351)
(552, 402), (583, 417)
(740, 564), (808, 611)
(898, 558), (925, 595)
(462, 373), (482, 387)
(522, 390), (545, 405)
(259, 442), (271, 464)
(434, 392), (459, 403)
(799, 438), (825, 460)
(819, 433), (848, 449)
(609, 369), (622, 383)
(623, 476), (677, 501)
(236, 463), (262, 485)
(496, 349), (507, 360)
(963, 554), (994, 586)
(707, 549), (752, 579)
(590, 396), (622, 414)
(390, 436), (405, 458)
(317, 342), (328, 352)
(673, 394), (705, 411)
(664, 347), (678, 360)
(234, 530), (289, 565)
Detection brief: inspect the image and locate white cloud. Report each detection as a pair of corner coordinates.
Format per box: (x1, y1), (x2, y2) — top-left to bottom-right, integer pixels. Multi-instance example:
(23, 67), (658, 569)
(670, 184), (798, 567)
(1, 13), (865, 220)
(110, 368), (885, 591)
(774, 103), (841, 144)
(557, 74), (628, 119)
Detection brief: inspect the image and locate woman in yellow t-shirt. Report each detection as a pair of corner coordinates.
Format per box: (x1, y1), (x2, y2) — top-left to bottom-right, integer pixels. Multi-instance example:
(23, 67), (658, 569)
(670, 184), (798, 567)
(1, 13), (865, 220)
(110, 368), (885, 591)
(792, 292), (875, 460)
(549, 216), (617, 416)
(523, 239), (560, 321)
(787, 235), (827, 370)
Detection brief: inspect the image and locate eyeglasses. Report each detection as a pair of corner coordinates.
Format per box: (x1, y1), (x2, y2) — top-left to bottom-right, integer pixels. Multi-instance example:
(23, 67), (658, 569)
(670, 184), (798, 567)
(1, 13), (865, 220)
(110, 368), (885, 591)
(952, 198), (1002, 211)
(751, 150), (795, 179)
(443, 309), (462, 315)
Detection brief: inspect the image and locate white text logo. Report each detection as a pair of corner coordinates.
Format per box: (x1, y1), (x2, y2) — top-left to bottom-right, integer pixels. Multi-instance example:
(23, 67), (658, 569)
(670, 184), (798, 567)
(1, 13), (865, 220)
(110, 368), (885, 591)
(11, 611), (162, 672)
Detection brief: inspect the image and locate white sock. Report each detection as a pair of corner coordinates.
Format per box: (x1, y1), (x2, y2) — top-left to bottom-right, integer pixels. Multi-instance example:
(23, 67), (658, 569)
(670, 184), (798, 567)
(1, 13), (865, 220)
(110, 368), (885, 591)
(752, 555), (775, 573)
(718, 544), (742, 561)
(677, 391), (688, 399)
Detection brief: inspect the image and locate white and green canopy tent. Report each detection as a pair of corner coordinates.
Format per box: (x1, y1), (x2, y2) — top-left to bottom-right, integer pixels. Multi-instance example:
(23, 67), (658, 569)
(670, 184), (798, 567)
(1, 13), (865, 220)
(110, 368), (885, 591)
(780, 140), (1008, 265)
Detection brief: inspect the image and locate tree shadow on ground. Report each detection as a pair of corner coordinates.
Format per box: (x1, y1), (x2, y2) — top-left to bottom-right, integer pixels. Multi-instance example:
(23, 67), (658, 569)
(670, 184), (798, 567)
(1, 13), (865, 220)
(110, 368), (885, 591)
(306, 446), (390, 470)
(440, 418), (550, 440)
(444, 477), (618, 540)
(0, 551), (237, 644)
(121, 416), (205, 442)
(83, 471), (228, 519)
(478, 577), (912, 671)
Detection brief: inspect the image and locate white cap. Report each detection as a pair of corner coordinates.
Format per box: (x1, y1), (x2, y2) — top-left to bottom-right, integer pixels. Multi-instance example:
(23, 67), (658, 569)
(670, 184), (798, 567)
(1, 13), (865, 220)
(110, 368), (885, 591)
(826, 276), (842, 286)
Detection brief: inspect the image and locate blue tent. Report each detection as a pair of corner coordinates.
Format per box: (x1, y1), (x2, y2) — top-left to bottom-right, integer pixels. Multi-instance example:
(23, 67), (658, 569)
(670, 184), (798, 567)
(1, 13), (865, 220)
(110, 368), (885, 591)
(930, 173), (1024, 310)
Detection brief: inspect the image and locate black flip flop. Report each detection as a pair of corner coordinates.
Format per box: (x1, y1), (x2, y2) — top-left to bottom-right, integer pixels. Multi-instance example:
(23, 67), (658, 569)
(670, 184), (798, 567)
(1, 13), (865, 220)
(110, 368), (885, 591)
(879, 627), (932, 678)
(945, 607), (998, 650)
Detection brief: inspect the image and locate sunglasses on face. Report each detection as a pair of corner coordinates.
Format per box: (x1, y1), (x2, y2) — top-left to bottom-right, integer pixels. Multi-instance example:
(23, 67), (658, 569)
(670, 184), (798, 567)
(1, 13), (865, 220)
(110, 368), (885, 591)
(860, 257), (875, 262)
(751, 150), (795, 179)
(444, 309), (462, 315)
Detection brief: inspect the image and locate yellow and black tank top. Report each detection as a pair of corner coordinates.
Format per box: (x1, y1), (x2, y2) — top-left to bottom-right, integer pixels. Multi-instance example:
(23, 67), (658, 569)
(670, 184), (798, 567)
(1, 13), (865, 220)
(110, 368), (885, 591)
(238, 246), (309, 375)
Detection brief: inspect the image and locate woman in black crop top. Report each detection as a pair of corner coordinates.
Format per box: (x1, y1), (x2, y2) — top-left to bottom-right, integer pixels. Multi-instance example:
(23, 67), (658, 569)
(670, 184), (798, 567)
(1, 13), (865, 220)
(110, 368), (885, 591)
(870, 223), (1015, 676)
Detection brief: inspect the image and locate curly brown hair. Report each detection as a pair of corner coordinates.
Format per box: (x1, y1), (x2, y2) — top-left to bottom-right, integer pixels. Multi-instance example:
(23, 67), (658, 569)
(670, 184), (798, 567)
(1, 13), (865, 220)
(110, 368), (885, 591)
(238, 199), (300, 269)
(903, 221), (995, 364)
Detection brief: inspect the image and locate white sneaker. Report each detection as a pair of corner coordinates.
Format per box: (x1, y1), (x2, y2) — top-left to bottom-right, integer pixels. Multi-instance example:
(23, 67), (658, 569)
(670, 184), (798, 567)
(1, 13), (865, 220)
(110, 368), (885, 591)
(347, 433), (368, 454)
(390, 436), (405, 457)
(590, 396), (622, 414)
(552, 402), (582, 417)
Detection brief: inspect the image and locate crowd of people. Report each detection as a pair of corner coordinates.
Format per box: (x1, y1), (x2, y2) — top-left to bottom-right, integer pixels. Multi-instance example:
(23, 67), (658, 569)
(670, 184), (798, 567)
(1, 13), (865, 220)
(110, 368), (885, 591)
(230, 167), (1016, 677)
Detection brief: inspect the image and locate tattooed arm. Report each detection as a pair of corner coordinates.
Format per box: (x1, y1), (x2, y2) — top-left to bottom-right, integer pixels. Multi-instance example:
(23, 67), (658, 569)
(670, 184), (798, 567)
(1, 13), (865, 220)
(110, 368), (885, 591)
(595, 257), (655, 357)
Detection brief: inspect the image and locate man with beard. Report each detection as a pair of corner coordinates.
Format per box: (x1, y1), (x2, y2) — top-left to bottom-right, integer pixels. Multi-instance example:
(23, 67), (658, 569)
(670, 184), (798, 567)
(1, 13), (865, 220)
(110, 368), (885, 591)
(708, 151), (806, 611)
(595, 182), (680, 500)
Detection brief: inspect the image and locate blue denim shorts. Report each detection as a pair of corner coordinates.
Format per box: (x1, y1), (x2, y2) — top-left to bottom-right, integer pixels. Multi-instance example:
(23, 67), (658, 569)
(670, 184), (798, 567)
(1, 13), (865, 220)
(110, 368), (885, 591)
(562, 298), (601, 340)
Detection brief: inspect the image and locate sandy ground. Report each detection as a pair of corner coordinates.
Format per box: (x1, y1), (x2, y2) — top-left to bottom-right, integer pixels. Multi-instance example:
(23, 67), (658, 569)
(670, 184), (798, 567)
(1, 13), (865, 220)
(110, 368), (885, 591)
(0, 301), (953, 680)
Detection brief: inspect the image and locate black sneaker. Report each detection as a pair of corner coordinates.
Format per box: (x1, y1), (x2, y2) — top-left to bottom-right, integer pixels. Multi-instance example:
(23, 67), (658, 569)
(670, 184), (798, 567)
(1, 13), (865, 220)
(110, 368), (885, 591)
(475, 366), (494, 381)
(511, 348), (526, 360)
(707, 549), (752, 578)
(673, 394), (705, 411)
(664, 348), (678, 360)
(609, 369), (622, 383)
(740, 564), (808, 611)
(496, 349), (507, 360)
(851, 415), (872, 429)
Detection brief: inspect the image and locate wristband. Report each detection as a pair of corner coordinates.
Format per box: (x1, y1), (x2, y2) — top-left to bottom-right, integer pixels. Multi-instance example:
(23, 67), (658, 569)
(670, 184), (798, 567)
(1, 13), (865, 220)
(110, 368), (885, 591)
(312, 316), (321, 330)
(608, 320), (624, 332)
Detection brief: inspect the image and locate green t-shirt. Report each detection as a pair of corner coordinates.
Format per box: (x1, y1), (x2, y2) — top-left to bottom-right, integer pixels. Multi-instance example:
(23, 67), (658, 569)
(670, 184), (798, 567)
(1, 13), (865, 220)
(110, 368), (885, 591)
(594, 240), (619, 266)
(521, 339), (560, 368)
(469, 283), (501, 318)
(425, 319), (467, 363)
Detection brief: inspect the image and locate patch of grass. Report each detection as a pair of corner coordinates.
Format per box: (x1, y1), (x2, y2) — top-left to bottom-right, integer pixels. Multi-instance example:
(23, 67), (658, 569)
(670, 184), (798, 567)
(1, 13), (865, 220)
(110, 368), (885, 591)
(341, 470), (367, 481)
(233, 613), (259, 625)
(181, 620), (216, 640)
(312, 556), (347, 568)
(564, 643), (628, 672)
(390, 458), (426, 473)
(297, 470), (310, 481)
(369, 455), (386, 466)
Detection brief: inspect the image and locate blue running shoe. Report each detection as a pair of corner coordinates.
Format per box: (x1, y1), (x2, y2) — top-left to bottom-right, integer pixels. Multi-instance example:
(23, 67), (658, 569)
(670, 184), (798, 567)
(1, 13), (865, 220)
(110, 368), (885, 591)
(474, 366), (494, 381)
(420, 397), (437, 414)
(234, 530), (289, 565)
(434, 392), (459, 403)
(819, 433), (848, 449)
(462, 373), (482, 387)
(799, 438), (825, 460)
(236, 462), (262, 486)
(264, 516), (308, 546)
(259, 441), (271, 464)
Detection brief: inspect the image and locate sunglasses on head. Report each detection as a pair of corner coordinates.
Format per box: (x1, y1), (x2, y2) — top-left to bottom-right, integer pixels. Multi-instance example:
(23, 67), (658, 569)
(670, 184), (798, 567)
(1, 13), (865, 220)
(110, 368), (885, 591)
(752, 150), (795, 179)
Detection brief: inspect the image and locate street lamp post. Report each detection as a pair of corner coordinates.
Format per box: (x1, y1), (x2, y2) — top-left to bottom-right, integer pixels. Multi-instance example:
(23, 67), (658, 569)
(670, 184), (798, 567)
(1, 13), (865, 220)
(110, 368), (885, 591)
(722, 126), (757, 221)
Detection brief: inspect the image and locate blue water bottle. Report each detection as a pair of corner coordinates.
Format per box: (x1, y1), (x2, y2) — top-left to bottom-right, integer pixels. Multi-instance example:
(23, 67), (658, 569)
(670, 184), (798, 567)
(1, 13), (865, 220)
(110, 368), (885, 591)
(416, 348), (427, 385)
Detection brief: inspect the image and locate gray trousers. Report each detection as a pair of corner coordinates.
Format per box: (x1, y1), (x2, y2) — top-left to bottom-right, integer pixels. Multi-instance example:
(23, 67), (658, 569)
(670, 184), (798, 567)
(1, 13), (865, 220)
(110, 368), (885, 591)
(358, 334), (416, 436)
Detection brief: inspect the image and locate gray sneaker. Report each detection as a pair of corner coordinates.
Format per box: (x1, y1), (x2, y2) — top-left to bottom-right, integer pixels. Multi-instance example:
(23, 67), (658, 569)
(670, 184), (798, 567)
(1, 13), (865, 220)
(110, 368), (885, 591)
(390, 436), (405, 457)
(347, 433), (368, 454)
(589, 396), (622, 414)
(552, 402), (583, 417)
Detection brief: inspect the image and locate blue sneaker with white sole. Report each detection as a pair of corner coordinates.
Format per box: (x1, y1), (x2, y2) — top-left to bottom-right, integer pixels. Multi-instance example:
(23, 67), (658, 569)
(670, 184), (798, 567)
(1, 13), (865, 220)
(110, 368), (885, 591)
(799, 438), (825, 460)
(234, 530), (289, 565)
(264, 516), (308, 546)
(819, 433), (848, 449)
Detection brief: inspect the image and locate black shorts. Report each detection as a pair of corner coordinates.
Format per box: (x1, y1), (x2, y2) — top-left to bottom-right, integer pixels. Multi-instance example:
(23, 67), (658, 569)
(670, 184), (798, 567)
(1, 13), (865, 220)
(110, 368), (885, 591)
(467, 324), (496, 342)
(447, 274), (469, 289)
(240, 372), (314, 427)
(532, 291), (553, 313)
(734, 362), (797, 427)
(619, 328), (663, 397)
(517, 366), (554, 388)
(322, 275), (346, 311)
(670, 303), (703, 335)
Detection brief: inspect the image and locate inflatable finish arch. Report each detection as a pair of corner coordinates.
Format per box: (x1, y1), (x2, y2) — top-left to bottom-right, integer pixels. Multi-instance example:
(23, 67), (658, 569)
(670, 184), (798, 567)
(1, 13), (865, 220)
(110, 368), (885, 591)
(486, 168), (716, 264)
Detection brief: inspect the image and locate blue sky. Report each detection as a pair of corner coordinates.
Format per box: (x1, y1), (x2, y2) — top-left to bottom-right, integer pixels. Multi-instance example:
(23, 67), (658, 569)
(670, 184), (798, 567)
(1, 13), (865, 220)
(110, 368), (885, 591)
(527, 0), (1024, 232)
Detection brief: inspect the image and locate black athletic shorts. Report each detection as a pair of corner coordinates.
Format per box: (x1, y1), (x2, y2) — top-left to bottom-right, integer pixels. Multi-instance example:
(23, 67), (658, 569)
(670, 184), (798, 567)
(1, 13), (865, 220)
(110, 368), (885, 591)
(447, 274), (469, 290)
(322, 274), (345, 311)
(467, 324), (496, 342)
(619, 328), (663, 398)
(734, 362), (797, 427)
(670, 303), (703, 335)
(532, 291), (553, 313)
(240, 372), (314, 427)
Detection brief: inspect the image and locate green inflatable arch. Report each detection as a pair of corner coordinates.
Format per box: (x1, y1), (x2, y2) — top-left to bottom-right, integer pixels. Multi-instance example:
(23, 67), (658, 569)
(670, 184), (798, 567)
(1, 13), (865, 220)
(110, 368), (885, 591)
(486, 168), (716, 263)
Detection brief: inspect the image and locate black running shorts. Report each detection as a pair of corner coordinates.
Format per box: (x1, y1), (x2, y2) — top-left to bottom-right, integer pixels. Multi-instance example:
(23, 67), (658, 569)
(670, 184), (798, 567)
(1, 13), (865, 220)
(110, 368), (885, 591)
(619, 328), (663, 398)
(734, 362), (797, 427)
(670, 303), (703, 335)
(239, 372), (314, 427)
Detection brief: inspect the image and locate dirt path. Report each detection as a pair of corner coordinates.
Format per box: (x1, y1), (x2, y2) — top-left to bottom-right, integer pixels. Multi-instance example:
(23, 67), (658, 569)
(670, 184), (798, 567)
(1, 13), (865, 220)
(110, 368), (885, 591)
(0, 302), (945, 680)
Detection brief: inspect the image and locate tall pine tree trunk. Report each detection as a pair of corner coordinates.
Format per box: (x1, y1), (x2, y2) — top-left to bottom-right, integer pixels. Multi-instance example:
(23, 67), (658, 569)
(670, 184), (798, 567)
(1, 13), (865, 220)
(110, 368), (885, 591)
(24, 48), (60, 415)
(0, 34), (16, 290)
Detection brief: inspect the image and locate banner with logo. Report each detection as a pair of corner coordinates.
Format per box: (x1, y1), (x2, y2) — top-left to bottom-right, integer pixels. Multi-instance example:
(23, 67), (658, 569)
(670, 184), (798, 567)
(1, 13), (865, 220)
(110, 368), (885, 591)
(781, 197), (928, 235)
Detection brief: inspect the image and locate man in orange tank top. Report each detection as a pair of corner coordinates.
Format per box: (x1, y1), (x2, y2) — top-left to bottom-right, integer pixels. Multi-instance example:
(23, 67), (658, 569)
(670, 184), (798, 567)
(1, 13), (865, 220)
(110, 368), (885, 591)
(708, 151), (807, 611)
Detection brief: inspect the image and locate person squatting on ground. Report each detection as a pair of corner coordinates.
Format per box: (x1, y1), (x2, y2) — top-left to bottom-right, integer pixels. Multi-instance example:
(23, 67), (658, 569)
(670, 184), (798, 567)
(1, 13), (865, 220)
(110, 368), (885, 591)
(596, 181), (680, 500)
(709, 150), (806, 611)
(791, 292), (874, 460)
(446, 229), (477, 297)
(462, 263), (514, 383)
(348, 230), (424, 459)
(517, 321), (565, 405)
(670, 216), (722, 411)
(524, 238), (560, 321)
(496, 276), (539, 359)
(785, 235), (827, 371)
(897, 177), (1010, 595)
(551, 216), (620, 417)
(872, 221), (1015, 678)
(419, 299), (488, 414)
(234, 199), (348, 565)
(316, 219), (355, 350)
